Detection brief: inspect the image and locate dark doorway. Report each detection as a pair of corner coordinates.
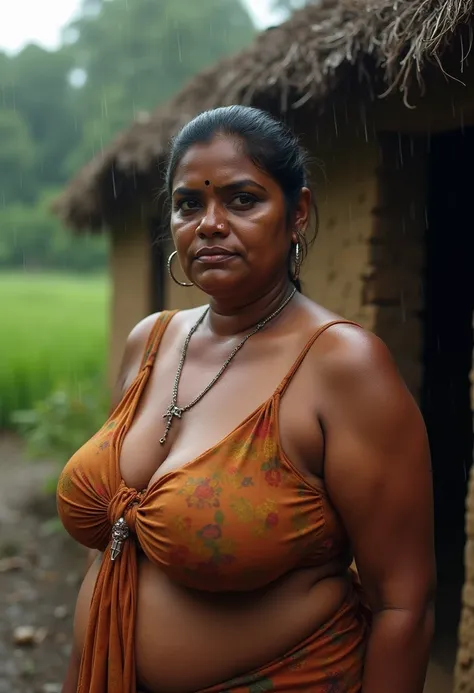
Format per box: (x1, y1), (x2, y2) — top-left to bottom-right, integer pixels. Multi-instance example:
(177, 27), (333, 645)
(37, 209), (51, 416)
(422, 127), (474, 666)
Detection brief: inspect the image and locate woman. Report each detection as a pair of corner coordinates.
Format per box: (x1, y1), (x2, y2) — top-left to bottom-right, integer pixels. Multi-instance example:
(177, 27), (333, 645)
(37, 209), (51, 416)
(58, 105), (435, 693)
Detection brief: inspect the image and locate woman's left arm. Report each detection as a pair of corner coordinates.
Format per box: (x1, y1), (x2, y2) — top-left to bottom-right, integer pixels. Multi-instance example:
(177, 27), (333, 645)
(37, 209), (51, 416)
(321, 327), (436, 693)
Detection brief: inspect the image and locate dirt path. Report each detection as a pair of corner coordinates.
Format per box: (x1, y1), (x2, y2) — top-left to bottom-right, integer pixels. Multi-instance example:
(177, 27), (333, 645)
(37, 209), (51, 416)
(0, 432), (456, 693)
(0, 433), (84, 693)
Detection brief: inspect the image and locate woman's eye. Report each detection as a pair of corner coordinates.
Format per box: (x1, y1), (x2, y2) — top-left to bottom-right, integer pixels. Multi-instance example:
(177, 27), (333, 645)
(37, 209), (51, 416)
(232, 193), (256, 207)
(177, 199), (200, 212)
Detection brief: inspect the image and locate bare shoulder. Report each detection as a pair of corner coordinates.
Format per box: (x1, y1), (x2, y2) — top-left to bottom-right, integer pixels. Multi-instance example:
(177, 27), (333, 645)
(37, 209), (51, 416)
(110, 306), (207, 411)
(308, 311), (430, 489)
(316, 322), (398, 388)
(125, 306), (206, 358)
(126, 312), (162, 353)
(110, 312), (162, 410)
(296, 299), (412, 413)
(120, 307), (205, 375)
(296, 298), (391, 377)
(311, 318), (426, 448)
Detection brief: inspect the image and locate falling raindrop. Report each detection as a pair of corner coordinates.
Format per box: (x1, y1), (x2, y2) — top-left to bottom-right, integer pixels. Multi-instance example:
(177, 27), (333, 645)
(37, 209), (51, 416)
(176, 25), (182, 64)
(397, 133), (404, 167)
(362, 113), (368, 143)
(111, 166), (117, 199)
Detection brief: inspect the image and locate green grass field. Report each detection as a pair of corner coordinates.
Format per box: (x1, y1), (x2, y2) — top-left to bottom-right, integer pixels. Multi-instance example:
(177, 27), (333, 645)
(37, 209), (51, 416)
(0, 272), (110, 428)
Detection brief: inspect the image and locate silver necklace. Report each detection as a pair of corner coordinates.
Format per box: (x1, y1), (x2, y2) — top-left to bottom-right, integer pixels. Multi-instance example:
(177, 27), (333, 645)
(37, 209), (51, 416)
(160, 287), (297, 444)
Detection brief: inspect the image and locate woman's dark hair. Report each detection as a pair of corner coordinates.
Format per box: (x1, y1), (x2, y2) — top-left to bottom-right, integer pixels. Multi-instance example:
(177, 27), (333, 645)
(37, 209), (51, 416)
(165, 105), (318, 291)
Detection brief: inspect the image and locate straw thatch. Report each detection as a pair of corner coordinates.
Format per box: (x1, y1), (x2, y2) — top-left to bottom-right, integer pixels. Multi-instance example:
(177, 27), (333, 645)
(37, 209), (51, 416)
(54, 0), (474, 231)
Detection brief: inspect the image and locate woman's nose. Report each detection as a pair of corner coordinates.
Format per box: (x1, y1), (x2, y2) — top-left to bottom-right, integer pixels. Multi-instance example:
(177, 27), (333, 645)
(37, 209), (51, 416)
(196, 207), (229, 238)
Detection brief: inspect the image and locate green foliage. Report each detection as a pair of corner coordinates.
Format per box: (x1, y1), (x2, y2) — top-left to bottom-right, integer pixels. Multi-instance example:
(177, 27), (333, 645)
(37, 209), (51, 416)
(62, 0), (255, 173)
(0, 0), (255, 270)
(13, 377), (109, 500)
(0, 45), (82, 191)
(0, 273), (109, 427)
(0, 109), (36, 204)
(0, 190), (108, 272)
(13, 378), (109, 464)
(69, 0), (253, 95)
(0, 0), (256, 440)
(4, 45), (81, 187)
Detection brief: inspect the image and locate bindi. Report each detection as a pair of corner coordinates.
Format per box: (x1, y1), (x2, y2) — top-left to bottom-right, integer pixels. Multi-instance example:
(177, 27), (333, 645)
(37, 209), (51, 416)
(204, 180), (211, 186)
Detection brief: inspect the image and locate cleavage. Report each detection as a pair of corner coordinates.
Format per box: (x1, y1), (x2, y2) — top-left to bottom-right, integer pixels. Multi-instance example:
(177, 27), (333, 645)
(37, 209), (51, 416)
(119, 350), (285, 492)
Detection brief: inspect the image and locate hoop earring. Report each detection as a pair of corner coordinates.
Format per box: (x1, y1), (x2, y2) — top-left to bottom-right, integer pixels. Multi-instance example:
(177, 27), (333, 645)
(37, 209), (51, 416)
(167, 251), (193, 287)
(292, 241), (302, 281)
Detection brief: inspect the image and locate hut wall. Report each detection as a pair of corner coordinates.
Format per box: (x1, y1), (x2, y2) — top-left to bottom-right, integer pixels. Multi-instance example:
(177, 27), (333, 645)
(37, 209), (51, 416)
(300, 131), (379, 331)
(109, 221), (152, 385)
(301, 127), (426, 402)
(454, 321), (474, 693)
(368, 134), (427, 400)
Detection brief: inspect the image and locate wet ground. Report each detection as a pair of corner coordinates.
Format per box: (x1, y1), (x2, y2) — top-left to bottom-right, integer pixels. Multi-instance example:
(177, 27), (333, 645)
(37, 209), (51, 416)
(0, 432), (457, 692)
(0, 433), (84, 693)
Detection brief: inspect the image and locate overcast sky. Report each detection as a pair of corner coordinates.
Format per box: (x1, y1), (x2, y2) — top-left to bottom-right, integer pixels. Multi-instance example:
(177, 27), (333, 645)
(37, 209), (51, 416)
(0, 0), (275, 54)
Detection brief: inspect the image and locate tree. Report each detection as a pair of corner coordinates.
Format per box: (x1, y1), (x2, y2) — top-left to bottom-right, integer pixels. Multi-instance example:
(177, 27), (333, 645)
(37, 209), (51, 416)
(0, 110), (36, 204)
(0, 0), (256, 273)
(67, 0), (254, 96)
(0, 44), (82, 190)
(63, 0), (255, 172)
(0, 190), (107, 272)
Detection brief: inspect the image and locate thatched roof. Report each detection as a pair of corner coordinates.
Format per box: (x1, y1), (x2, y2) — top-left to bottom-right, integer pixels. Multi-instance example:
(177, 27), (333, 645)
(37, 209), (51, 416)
(54, 0), (474, 231)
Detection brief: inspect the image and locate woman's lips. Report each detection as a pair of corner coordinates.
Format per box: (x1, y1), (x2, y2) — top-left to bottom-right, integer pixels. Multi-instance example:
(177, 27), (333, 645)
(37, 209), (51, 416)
(194, 253), (238, 264)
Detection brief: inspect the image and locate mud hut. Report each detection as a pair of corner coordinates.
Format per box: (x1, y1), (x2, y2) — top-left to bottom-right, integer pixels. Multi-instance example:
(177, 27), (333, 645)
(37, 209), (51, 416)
(53, 1), (474, 689)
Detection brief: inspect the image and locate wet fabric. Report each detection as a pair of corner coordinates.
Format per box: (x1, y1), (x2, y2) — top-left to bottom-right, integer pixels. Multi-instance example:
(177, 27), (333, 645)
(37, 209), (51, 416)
(57, 310), (367, 693)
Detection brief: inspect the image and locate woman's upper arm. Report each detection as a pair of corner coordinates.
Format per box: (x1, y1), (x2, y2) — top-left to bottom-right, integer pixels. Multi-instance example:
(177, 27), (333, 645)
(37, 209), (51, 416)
(109, 313), (160, 412)
(320, 326), (436, 613)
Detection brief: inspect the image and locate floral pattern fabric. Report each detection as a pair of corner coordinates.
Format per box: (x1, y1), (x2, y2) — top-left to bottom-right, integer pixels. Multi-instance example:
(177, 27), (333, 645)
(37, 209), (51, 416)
(56, 311), (368, 693)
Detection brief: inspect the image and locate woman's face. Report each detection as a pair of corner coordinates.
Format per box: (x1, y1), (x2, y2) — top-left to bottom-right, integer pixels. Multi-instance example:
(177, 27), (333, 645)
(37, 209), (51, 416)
(170, 134), (310, 298)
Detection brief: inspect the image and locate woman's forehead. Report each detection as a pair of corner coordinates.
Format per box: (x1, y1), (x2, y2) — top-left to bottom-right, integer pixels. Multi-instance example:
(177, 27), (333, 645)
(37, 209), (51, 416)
(172, 135), (272, 189)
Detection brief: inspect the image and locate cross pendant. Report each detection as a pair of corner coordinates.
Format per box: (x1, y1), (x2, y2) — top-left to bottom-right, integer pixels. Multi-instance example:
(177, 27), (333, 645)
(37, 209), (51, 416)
(160, 405), (184, 445)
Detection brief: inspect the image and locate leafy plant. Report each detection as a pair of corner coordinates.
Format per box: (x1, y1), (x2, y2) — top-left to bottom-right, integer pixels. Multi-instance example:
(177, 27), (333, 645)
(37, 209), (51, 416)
(12, 378), (109, 466)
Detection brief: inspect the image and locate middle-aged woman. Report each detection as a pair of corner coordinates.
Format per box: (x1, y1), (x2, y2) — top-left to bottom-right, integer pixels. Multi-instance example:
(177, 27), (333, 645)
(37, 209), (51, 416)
(58, 105), (436, 693)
